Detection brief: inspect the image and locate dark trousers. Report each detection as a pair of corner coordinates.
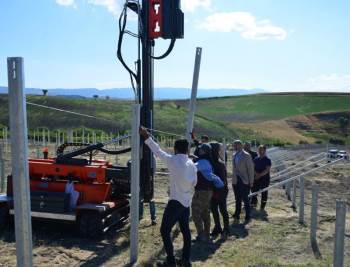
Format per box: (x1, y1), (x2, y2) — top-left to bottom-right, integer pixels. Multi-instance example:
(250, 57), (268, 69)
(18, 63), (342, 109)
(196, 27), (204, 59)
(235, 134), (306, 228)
(139, 200), (157, 221)
(211, 195), (229, 231)
(160, 200), (191, 264)
(233, 177), (251, 220)
(251, 177), (270, 209)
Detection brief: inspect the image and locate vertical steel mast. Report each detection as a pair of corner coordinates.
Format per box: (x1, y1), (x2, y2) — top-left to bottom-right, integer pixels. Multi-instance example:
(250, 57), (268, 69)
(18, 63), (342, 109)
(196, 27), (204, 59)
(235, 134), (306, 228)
(140, 0), (154, 202)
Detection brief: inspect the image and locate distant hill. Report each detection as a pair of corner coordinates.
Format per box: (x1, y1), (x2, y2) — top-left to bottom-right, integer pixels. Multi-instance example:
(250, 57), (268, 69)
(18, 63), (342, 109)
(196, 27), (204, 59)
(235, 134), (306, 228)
(0, 92), (349, 145)
(0, 86), (265, 100)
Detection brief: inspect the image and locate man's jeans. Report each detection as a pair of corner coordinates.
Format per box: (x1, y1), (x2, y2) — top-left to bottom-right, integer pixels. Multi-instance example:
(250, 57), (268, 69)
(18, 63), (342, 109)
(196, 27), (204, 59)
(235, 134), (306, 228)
(160, 200), (191, 264)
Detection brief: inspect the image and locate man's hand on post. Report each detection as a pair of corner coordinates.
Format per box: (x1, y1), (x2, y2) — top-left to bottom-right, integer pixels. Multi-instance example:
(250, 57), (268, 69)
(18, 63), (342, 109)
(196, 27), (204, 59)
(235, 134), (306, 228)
(139, 126), (150, 140)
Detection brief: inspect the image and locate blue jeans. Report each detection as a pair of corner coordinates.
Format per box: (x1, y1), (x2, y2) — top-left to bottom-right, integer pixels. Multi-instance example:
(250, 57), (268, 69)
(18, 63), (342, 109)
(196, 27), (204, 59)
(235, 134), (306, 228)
(160, 200), (191, 264)
(233, 177), (251, 220)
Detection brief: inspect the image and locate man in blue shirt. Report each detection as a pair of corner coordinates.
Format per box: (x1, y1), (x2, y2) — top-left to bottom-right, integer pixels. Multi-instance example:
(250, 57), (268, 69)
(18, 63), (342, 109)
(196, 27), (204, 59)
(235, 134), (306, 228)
(192, 144), (224, 242)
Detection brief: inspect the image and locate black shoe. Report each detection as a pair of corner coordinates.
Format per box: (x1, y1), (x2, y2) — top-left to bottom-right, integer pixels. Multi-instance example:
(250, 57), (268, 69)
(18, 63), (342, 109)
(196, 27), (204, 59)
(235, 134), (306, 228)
(211, 227), (222, 237)
(156, 260), (176, 267)
(192, 235), (201, 243)
(221, 228), (230, 239)
(176, 259), (192, 267)
(244, 217), (251, 225)
(151, 219), (157, 226)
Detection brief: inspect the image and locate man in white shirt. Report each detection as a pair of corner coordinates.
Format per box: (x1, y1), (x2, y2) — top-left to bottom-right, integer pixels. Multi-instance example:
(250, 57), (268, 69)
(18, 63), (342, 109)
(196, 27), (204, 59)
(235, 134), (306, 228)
(140, 127), (197, 267)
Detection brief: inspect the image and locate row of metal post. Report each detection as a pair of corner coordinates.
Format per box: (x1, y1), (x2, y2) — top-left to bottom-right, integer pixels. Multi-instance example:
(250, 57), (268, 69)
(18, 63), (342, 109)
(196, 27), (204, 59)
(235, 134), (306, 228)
(286, 177), (347, 267)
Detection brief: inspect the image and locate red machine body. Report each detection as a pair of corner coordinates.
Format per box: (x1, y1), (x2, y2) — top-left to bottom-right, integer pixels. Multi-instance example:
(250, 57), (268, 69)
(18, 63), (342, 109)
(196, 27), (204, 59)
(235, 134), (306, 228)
(28, 158), (113, 204)
(2, 143), (131, 238)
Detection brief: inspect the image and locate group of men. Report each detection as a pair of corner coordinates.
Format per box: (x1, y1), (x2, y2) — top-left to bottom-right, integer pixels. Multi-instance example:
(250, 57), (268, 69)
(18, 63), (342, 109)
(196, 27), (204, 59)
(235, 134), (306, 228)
(139, 127), (272, 267)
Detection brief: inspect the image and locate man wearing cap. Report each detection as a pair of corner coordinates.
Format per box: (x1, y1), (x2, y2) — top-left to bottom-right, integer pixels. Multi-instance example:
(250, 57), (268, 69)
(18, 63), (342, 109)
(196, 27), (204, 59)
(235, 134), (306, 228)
(192, 143), (224, 242)
(232, 140), (255, 224)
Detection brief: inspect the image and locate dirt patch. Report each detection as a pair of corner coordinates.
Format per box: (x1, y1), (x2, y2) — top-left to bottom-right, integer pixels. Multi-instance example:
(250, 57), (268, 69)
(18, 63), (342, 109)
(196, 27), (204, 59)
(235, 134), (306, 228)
(233, 120), (314, 144)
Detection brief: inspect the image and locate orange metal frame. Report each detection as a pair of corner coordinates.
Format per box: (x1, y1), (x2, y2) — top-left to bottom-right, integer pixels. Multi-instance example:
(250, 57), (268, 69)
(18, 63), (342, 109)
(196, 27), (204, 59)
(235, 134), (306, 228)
(6, 159), (116, 205)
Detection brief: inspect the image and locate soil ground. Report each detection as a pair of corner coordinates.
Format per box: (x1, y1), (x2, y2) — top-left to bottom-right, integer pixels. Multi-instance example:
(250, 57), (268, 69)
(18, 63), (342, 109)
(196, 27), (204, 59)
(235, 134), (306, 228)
(0, 145), (349, 267)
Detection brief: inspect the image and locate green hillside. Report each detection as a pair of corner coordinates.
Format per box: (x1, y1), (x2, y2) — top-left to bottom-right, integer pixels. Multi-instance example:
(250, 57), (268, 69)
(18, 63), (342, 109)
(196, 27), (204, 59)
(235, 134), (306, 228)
(0, 93), (350, 144)
(190, 93), (350, 122)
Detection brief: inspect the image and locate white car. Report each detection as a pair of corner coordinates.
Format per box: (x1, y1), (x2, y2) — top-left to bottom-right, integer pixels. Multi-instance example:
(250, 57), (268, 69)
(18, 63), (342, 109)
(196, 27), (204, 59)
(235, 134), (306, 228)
(337, 150), (349, 160)
(327, 149), (339, 159)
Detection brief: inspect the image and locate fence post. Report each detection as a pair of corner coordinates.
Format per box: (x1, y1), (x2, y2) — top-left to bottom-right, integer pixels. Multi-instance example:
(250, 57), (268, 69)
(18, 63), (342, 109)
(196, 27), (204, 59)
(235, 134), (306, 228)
(7, 57), (33, 267)
(4, 127), (8, 153)
(292, 179), (297, 209)
(333, 200), (347, 267)
(130, 104), (141, 264)
(42, 128), (46, 146)
(298, 176), (305, 224)
(82, 128), (85, 143)
(285, 179), (292, 201)
(68, 129), (73, 143)
(0, 144), (4, 193)
(310, 183), (321, 257)
(223, 138), (227, 165)
(93, 132), (96, 144)
(185, 47), (202, 146)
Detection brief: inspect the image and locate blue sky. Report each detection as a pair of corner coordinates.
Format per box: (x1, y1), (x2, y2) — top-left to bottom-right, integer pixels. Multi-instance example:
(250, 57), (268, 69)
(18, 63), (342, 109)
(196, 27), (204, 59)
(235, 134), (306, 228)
(1, 0), (350, 92)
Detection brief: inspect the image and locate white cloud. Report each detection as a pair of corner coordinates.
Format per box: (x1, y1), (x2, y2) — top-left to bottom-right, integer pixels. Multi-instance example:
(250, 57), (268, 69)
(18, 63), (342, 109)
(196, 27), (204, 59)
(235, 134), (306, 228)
(55, 0), (121, 16)
(55, 0), (210, 16)
(198, 12), (287, 40)
(56, 0), (75, 6)
(181, 0), (212, 12)
(308, 74), (350, 92)
(87, 0), (121, 16)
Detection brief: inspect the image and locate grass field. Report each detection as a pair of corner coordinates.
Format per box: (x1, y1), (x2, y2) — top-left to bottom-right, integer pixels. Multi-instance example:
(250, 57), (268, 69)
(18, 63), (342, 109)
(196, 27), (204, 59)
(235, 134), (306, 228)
(190, 93), (350, 122)
(0, 93), (349, 144)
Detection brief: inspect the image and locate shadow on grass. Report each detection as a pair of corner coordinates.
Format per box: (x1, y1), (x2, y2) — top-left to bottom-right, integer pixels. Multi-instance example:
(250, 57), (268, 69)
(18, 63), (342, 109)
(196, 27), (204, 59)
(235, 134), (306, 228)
(191, 238), (226, 262)
(0, 218), (130, 267)
(134, 227), (181, 267)
(251, 209), (269, 222)
(229, 222), (249, 239)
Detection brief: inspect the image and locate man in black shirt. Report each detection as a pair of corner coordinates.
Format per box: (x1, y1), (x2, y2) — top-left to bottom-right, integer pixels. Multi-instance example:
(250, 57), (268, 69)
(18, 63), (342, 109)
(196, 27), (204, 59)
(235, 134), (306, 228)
(244, 142), (258, 160)
(251, 145), (272, 210)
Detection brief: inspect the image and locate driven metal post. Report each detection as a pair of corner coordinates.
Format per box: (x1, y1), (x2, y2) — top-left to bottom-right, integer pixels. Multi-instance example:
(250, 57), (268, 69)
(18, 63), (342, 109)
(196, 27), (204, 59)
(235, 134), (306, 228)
(333, 200), (346, 267)
(42, 128), (46, 146)
(223, 138), (227, 165)
(130, 104), (141, 264)
(292, 179), (297, 209)
(33, 130), (36, 145)
(68, 129), (73, 143)
(310, 183), (319, 248)
(286, 179), (292, 201)
(7, 57), (33, 267)
(4, 127), (8, 153)
(298, 176), (305, 224)
(0, 144), (4, 192)
(185, 47), (202, 145)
